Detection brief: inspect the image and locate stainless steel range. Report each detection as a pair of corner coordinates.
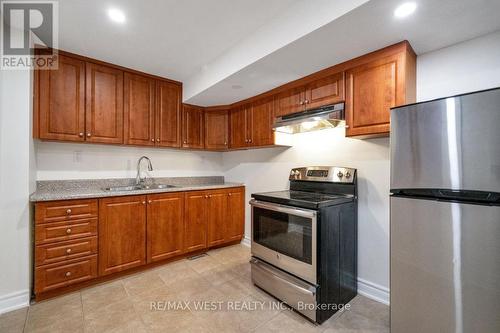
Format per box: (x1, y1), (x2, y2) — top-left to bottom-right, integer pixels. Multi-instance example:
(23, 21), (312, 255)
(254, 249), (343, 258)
(250, 166), (358, 324)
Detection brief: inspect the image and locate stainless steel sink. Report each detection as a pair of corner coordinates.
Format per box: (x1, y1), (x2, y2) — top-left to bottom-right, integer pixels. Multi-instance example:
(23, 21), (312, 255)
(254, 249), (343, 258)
(104, 184), (179, 192)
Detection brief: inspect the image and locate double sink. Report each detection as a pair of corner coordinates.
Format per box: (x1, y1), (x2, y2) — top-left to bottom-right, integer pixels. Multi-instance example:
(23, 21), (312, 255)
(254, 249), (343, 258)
(104, 184), (180, 192)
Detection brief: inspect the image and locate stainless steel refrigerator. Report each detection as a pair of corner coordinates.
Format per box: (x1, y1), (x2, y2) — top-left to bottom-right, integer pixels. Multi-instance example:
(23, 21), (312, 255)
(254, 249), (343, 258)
(390, 88), (500, 333)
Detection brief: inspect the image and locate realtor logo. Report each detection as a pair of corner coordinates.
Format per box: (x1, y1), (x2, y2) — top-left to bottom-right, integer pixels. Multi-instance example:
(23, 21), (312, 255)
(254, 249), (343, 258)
(1, 0), (58, 69)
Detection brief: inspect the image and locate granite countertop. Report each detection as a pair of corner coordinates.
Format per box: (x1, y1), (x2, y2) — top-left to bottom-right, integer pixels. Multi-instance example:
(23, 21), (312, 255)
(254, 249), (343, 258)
(30, 176), (245, 202)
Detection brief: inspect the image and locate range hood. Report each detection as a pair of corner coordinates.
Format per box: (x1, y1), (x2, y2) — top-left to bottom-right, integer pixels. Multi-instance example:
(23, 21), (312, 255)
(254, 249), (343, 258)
(273, 102), (345, 134)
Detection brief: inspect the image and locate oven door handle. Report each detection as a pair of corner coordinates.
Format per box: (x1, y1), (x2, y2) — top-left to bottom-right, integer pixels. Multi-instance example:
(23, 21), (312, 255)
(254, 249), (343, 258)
(249, 199), (317, 219)
(250, 258), (316, 296)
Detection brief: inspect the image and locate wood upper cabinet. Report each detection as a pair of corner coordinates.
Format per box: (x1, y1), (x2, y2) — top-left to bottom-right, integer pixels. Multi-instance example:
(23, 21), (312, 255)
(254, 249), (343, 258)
(345, 42), (416, 137)
(182, 104), (204, 149)
(229, 106), (248, 149)
(85, 63), (124, 144)
(184, 191), (208, 252)
(275, 87), (305, 117)
(207, 191), (227, 247)
(225, 188), (245, 242)
(305, 72), (344, 109)
(36, 54), (86, 141)
(156, 80), (182, 147)
(124, 73), (156, 146)
(205, 108), (229, 150)
(229, 98), (274, 148)
(146, 193), (184, 263)
(98, 195), (146, 275)
(249, 97), (275, 146)
(274, 72), (345, 117)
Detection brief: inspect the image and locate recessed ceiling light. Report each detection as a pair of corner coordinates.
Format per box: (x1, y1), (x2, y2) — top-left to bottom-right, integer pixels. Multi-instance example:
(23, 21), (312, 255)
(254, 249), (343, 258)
(108, 8), (126, 23)
(394, 2), (417, 19)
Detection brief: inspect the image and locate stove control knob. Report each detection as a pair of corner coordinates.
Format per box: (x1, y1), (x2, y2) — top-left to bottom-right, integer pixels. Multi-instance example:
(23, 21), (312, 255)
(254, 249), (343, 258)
(345, 172), (351, 179)
(337, 171), (344, 178)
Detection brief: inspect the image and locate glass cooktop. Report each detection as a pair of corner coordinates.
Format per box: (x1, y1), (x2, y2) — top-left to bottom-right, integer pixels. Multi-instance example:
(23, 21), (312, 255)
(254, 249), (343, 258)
(251, 190), (354, 209)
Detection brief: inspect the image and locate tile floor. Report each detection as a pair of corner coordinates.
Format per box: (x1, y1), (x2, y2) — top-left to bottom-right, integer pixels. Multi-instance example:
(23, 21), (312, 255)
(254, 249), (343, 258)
(0, 244), (389, 332)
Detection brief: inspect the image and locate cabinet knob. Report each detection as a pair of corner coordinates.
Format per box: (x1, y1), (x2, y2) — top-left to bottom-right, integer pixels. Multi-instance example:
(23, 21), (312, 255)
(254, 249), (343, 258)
(228, 193), (232, 196)
(304, 99), (309, 104)
(148, 200), (152, 204)
(66, 209), (72, 215)
(151, 138), (155, 142)
(65, 271), (71, 277)
(142, 201), (146, 205)
(204, 195), (208, 199)
(156, 139), (160, 142)
(66, 228), (72, 234)
(87, 133), (92, 137)
(224, 141), (227, 145)
(66, 248), (72, 254)
(209, 195), (212, 198)
(249, 139), (252, 143)
(300, 101), (304, 105)
(344, 125), (350, 129)
(183, 140), (187, 144)
(78, 132), (84, 137)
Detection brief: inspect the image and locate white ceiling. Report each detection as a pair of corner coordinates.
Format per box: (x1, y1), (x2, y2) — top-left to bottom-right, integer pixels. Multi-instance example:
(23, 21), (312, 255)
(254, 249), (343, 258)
(58, 0), (500, 106)
(187, 0), (500, 105)
(58, 0), (300, 81)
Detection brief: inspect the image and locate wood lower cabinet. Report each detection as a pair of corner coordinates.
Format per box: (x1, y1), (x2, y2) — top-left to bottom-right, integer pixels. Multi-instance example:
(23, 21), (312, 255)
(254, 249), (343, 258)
(205, 108), (229, 150)
(85, 62), (124, 144)
(33, 187), (245, 298)
(184, 191), (208, 252)
(225, 188), (245, 242)
(147, 193), (184, 262)
(98, 195), (147, 275)
(182, 104), (204, 149)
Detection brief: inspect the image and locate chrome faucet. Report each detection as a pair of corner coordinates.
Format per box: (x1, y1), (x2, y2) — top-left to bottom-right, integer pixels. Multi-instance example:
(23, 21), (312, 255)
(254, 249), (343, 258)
(136, 156), (153, 186)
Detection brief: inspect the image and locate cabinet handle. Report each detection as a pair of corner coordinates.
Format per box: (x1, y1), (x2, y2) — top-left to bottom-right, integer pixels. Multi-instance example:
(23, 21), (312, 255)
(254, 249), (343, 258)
(156, 139), (160, 142)
(300, 101), (304, 105)
(183, 140), (187, 144)
(142, 201), (146, 205)
(148, 200), (152, 204)
(151, 138), (155, 142)
(78, 132), (84, 137)
(228, 193), (232, 196)
(66, 228), (72, 234)
(345, 125), (350, 129)
(224, 141), (227, 145)
(87, 133), (92, 137)
(304, 99), (309, 104)
(66, 248), (72, 254)
(65, 271), (71, 277)
(66, 209), (72, 215)
(204, 195), (208, 199)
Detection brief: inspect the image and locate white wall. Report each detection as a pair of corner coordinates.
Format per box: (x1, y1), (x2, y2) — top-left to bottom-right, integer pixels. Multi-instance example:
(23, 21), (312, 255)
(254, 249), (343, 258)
(35, 142), (224, 180)
(417, 30), (500, 101)
(0, 64), (33, 312)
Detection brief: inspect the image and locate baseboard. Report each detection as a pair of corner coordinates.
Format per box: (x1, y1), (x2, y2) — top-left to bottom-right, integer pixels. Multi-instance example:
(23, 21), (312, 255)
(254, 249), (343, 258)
(0, 290), (30, 315)
(357, 278), (390, 305)
(241, 236), (251, 247)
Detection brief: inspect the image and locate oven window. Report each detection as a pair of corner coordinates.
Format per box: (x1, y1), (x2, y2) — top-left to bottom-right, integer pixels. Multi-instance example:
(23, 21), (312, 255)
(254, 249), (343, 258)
(253, 207), (312, 264)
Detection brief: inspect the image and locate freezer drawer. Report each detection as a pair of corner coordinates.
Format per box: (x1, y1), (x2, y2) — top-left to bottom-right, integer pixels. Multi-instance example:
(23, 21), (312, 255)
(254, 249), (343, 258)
(390, 88), (500, 192)
(390, 196), (500, 333)
(250, 257), (317, 321)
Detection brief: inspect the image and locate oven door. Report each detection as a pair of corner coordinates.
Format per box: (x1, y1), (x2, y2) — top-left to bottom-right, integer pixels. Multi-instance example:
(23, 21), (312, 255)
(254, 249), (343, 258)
(250, 199), (317, 284)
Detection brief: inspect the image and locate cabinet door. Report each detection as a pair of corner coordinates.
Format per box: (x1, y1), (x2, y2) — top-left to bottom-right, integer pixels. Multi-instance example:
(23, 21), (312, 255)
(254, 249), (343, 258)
(229, 106), (248, 149)
(124, 73), (155, 146)
(274, 87), (305, 117)
(205, 109), (228, 150)
(98, 196), (146, 275)
(37, 54), (85, 141)
(305, 72), (345, 110)
(225, 189), (245, 242)
(147, 193), (184, 263)
(249, 98), (275, 146)
(156, 80), (181, 147)
(85, 63), (124, 144)
(184, 192), (207, 252)
(345, 53), (403, 137)
(207, 191), (227, 247)
(182, 104), (204, 149)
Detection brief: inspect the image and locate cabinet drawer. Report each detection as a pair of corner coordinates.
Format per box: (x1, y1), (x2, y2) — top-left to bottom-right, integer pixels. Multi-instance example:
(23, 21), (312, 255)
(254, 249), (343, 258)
(35, 237), (98, 266)
(35, 218), (98, 244)
(35, 255), (98, 293)
(35, 199), (98, 224)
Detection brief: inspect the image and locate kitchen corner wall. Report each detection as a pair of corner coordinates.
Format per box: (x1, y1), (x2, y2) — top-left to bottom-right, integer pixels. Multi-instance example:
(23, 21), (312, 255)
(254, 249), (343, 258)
(223, 29), (500, 305)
